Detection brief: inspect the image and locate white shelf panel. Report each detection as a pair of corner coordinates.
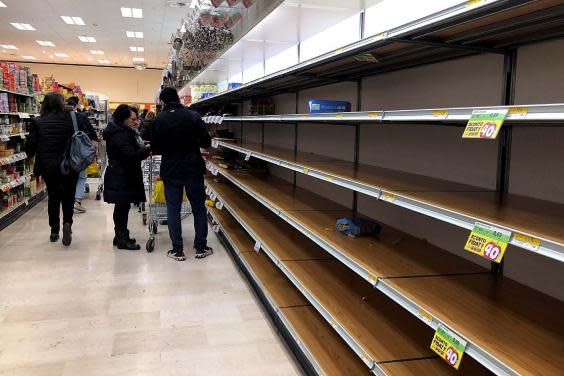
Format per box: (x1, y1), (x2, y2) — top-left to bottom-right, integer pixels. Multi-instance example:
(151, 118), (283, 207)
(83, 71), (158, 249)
(212, 104), (564, 124)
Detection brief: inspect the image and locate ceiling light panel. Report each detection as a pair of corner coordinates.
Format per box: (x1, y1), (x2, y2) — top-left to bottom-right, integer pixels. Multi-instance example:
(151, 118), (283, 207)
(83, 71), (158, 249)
(0, 45), (18, 50)
(90, 50), (104, 55)
(129, 46), (144, 52)
(61, 16), (85, 25)
(36, 40), (55, 47)
(98, 59), (110, 64)
(126, 31), (144, 38)
(121, 7), (143, 18)
(55, 53), (68, 57)
(0, 1), (7, 7)
(22, 56), (36, 60)
(78, 36), (96, 43)
(11, 23), (35, 31)
(132, 57), (144, 62)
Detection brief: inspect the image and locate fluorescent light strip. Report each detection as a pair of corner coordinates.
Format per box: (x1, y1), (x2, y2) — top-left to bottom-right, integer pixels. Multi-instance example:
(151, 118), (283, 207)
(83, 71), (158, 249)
(11, 23), (35, 31)
(126, 31), (144, 38)
(0, 1), (7, 7)
(90, 50), (104, 55)
(121, 7), (143, 18)
(36, 40), (55, 47)
(55, 53), (68, 58)
(78, 36), (96, 43)
(0, 45), (18, 50)
(98, 59), (110, 64)
(22, 56), (36, 60)
(61, 16), (85, 25)
(132, 57), (144, 62)
(129, 46), (144, 52)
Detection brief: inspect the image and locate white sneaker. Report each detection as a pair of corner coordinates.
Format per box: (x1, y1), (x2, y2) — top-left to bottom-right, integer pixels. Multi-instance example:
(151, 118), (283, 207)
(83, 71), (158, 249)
(74, 201), (86, 213)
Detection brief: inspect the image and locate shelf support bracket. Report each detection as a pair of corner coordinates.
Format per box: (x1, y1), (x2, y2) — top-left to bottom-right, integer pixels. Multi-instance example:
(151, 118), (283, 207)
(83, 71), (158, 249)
(353, 79), (362, 216)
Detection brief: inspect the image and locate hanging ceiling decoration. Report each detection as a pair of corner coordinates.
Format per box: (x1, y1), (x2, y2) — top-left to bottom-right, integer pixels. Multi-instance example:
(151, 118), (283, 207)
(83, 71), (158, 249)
(164, 0), (256, 89)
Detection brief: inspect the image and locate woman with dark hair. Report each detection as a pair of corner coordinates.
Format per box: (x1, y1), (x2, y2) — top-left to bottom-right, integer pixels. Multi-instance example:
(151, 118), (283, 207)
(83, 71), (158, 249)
(26, 92), (91, 246)
(103, 104), (150, 250)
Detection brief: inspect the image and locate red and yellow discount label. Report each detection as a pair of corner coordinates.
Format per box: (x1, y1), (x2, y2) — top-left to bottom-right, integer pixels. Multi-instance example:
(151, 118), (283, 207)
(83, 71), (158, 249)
(464, 222), (512, 263)
(462, 109), (508, 139)
(431, 325), (467, 370)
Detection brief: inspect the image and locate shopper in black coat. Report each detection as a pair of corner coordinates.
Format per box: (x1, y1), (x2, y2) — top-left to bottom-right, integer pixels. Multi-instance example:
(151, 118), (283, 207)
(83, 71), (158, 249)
(151, 87), (212, 261)
(26, 93), (90, 246)
(103, 104), (150, 250)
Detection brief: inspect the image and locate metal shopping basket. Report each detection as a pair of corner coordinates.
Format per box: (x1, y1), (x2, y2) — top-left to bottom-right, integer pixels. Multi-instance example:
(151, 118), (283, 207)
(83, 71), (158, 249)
(142, 154), (191, 252)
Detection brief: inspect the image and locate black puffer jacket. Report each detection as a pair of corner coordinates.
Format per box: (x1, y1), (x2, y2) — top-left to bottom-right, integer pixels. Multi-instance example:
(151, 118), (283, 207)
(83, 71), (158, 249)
(151, 103), (211, 181)
(103, 122), (150, 204)
(26, 111), (93, 177)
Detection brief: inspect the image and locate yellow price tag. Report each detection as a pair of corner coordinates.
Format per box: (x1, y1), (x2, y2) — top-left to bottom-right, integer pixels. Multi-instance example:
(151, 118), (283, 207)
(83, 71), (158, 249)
(431, 325), (467, 370)
(418, 309), (433, 325)
(367, 273), (377, 284)
(381, 192), (396, 202)
(512, 233), (541, 252)
(432, 110), (449, 118)
(463, 109), (508, 139)
(467, 0), (485, 7)
(508, 107), (529, 119)
(367, 111), (381, 118)
(335, 113), (344, 118)
(303, 167), (310, 175)
(335, 48), (344, 54)
(372, 32), (385, 42)
(464, 222), (512, 263)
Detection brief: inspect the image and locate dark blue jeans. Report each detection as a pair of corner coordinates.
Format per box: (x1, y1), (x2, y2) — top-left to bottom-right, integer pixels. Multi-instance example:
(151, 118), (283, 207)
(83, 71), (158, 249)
(164, 175), (207, 251)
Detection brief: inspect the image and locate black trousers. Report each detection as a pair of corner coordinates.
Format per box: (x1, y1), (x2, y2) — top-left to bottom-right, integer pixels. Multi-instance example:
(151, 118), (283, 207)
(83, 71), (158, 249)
(43, 171), (79, 233)
(113, 202), (130, 231)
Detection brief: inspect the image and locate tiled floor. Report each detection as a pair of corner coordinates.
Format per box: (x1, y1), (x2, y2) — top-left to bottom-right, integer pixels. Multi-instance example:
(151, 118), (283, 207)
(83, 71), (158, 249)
(0, 194), (302, 375)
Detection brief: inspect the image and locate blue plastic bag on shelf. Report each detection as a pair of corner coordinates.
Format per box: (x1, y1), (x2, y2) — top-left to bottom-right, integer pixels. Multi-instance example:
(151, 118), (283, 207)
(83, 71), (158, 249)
(336, 217), (381, 238)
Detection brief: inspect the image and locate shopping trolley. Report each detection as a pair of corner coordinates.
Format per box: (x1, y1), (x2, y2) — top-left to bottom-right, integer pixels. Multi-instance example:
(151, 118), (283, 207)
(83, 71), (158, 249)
(142, 154), (191, 252)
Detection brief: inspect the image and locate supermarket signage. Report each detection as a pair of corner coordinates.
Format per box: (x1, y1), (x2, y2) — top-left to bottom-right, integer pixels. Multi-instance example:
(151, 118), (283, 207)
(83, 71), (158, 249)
(512, 233), (541, 252)
(431, 324), (467, 370)
(18, 113), (30, 119)
(462, 109), (508, 139)
(464, 222), (511, 263)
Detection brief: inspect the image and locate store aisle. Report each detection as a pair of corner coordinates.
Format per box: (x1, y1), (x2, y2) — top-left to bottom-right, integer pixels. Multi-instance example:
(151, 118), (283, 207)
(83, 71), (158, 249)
(0, 196), (301, 376)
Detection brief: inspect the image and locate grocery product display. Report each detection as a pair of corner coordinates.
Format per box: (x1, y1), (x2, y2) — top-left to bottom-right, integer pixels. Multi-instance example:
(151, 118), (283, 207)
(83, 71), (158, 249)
(190, 1), (564, 375)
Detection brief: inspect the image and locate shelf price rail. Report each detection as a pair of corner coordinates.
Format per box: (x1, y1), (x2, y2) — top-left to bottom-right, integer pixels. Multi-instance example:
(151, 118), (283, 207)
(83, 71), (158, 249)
(206, 162), (534, 376)
(210, 139), (564, 264)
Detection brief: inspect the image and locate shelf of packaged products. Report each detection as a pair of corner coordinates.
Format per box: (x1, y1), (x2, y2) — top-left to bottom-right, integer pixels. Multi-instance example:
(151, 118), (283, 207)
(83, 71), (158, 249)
(0, 152), (27, 166)
(207, 207), (369, 376)
(207, 103), (564, 124)
(189, 0), (564, 107)
(214, 140), (564, 264)
(0, 187), (46, 231)
(0, 88), (35, 98)
(207, 187), (491, 376)
(1, 174), (32, 193)
(205, 163), (564, 376)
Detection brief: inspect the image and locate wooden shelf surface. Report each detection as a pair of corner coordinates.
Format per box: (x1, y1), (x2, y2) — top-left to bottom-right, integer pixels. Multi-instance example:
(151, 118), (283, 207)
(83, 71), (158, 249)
(208, 165), (564, 375)
(210, 168), (485, 278)
(388, 274), (564, 375)
(285, 259), (436, 363)
(380, 358), (493, 376)
(282, 306), (370, 376)
(209, 206), (308, 308)
(219, 141), (564, 247)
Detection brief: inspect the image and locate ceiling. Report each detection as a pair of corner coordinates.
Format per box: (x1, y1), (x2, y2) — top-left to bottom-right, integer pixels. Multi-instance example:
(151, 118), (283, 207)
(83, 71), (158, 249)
(0, 0), (191, 69)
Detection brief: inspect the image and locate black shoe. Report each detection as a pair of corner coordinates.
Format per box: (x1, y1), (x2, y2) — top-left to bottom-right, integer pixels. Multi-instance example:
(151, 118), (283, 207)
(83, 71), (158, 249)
(62, 223), (72, 246)
(116, 230), (140, 250)
(50, 232), (59, 242)
(113, 230), (136, 246)
(194, 245), (213, 259)
(167, 249), (186, 261)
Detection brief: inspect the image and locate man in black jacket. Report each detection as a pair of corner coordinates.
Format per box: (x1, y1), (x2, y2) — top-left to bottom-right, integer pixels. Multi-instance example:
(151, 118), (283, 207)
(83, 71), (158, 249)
(151, 88), (212, 261)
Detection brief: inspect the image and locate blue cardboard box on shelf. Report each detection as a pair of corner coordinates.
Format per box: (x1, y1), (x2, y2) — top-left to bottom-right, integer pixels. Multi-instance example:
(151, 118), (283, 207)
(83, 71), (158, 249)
(308, 99), (351, 113)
